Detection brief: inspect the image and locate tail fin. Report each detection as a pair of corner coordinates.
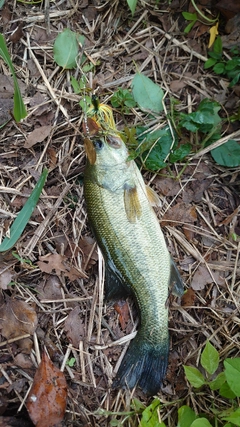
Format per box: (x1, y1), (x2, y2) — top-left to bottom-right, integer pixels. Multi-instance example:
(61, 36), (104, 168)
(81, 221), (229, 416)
(112, 335), (169, 395)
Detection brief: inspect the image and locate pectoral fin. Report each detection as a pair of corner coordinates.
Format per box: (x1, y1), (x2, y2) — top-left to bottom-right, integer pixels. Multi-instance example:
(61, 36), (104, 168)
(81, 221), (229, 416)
(124, 185), (142, 223)
(169, 258), (184, 297)
(105, 258), (132, 301)
(145, 185), (162, 207)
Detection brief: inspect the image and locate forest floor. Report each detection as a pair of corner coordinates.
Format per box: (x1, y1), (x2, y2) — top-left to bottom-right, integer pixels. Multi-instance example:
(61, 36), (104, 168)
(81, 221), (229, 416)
(0, 0), (240, 426)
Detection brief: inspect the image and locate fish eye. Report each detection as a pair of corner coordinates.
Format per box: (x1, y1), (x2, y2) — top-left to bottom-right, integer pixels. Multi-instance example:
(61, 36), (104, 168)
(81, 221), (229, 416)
(93, 139), (104, 150)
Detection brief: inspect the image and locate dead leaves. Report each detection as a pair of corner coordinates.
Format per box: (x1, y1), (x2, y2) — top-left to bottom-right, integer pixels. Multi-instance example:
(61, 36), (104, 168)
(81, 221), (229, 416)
(64, 306), (85, 347)
(27, 350), (67, 427)
(24, 125), (52, 149)
(37, 253), (86, 281)
(0, 298), (37, 352)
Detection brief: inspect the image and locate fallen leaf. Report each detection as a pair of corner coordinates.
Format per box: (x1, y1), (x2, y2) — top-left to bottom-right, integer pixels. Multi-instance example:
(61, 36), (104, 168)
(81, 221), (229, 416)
(37, 275), (62, 300)
(0, 298), (37, 340)
(9, 23), (24, 43)
(161, 202), (197, 227)
(191, 265), (225, 291)
(64, 306), (85, 347)
(114, 300), (130, 330)
(215, 0), (240, 19)
(47, 147), (57, 168)
(154, 176), (181, 197)
(0, 416), (33, 426)
(26, 350), (67, 427)
(79, 236), (98, 270)
(24, 125), (52, 149)
(0, 270), (13, 290)
(37, 253), (86, 280)
(208, 22), (219, 48)
(181, 288), (196, 307)
(37, 254), (68, 276)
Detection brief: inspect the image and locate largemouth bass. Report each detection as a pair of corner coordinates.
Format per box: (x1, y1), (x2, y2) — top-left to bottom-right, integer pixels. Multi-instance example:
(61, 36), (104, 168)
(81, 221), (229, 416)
(84, 134), (183, 395)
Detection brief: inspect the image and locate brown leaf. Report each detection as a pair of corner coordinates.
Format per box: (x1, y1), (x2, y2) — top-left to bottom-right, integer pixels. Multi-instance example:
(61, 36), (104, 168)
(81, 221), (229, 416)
(0, 416), (32, 427)
(24, 125), (52, 149)
(191, 265), (225, 291)
(79, 236), (98, 270)
(9, 23), (24, 43)
(161, 202), (197, 227)
(215, 0), (240, 19)
(26, 351), (67, 427)
(0, 298), (37, 340)
(0, 270), (13, 290)
(37, 254), (67, 276)
(64, 306), (85, 347)
(181, 288), (196, 307)
(37, 253), (86, 280)
(37, 275), (62, 300)
(114, 300), (130, 330)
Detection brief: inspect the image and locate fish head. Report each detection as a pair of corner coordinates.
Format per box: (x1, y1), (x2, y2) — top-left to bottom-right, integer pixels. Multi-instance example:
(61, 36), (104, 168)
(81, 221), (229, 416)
(84, 135), (129, 167)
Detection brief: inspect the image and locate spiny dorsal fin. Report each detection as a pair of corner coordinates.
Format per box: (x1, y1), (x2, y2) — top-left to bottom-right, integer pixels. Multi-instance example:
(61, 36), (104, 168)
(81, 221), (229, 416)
(124, 185), (142, 223)
(145, 185), (162, 207)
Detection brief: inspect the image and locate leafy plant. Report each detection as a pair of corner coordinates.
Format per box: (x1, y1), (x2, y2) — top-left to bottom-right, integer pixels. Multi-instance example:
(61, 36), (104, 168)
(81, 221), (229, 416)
(53, 29), (85, 69)
(0, 169), (48, 252)
(111, 88), (137, 113)
(0, 33), (27, 122)
(205, 37), (240, 87)
(126, 0), (138, 15)
(182, 341), (240, 426)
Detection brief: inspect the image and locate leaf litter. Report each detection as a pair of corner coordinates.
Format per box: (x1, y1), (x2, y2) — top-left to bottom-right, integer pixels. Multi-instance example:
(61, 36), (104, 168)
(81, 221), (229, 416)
(0, 0), (240, 425)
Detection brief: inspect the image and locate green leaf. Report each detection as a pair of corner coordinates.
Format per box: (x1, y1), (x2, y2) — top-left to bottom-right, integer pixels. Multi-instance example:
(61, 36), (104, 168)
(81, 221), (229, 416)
(132, 73), (164, 113)
(177, 405), (197, 427)
(200, 341), (219, 375)
(140, 398), (163, 427)
(131, 398), (145, 412)
(53, 29), (85, 69)
(213, 62), (226, 75)
(183, 366), (206, 388)
(219, 381), (237, 399)
(209, 372), (226, 390)
(141, 127), (174, 171)
(0, 169), (48, 252)
(211, 140), (240, 167)
(0, 34), (27, 122)
(224, 359), (240, 396)
(127, 0), (138, 15)
(169, 143), (191, 163)
(190, 419), (212, 427)
(184, 20), (197, 34)
(182, 12), (197, 20)
(222, 408), (240, 426)
(204, 58), (217, 69)
(213, 36), (222, 54)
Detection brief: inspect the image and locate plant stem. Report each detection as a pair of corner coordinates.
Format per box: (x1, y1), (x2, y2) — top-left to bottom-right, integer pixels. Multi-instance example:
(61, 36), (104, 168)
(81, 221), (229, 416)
(190, 0), (218, 23)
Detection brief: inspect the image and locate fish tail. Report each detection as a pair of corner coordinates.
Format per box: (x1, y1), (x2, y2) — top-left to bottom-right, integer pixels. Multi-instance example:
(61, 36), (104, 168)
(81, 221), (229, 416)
(112, 334), (169, 395)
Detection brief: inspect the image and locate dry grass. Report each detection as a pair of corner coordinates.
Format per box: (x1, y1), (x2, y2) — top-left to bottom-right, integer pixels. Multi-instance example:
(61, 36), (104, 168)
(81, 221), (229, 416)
(0, 0), (240, 426)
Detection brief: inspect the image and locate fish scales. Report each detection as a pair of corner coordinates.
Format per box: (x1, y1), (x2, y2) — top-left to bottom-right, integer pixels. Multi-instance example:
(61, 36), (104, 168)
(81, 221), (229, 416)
(84, 136), (183, 394)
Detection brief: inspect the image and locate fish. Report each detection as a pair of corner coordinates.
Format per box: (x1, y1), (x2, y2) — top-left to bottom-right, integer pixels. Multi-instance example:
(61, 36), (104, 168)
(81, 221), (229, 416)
(84, 133), (184, 395)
